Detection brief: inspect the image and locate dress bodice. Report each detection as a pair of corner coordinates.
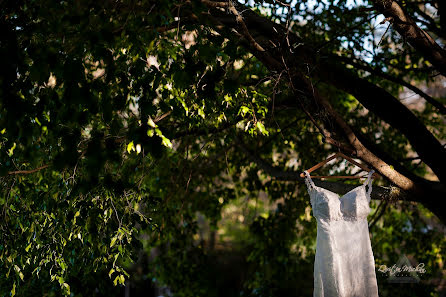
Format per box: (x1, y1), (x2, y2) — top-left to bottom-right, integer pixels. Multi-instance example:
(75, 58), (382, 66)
(304, 170), (374, 221)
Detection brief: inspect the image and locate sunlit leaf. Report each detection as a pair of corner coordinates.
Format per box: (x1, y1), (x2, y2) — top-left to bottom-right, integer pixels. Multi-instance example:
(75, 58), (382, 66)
(127, 141), (134, 154)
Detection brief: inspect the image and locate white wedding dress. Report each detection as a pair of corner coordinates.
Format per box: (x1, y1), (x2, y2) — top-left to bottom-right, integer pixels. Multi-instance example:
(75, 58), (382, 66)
(304, 170), (379, 297)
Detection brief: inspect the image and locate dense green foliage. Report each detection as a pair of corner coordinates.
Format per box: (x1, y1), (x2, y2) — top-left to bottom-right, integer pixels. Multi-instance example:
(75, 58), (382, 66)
(1, 0), (445, 296)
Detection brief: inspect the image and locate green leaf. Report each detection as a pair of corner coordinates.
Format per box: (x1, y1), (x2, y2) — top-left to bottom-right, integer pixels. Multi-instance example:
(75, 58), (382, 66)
(161, 135), (172, 148)
(8, 142), (16, 157)
(110, 236), (117, 248)
(256, 122), (269, 136)
(147, 118), (157, 128)
(62, 283), (70, 295)
(198, 107), (205, 119)
(35, 117), (42, 126)
(127, 141), (134, 154)
(146, 39), (155, 53)
(239, 106), (250, 117)
(60, 260), (66, 271)
(11, 282), (16, 297)
(14, 265), (21, 273)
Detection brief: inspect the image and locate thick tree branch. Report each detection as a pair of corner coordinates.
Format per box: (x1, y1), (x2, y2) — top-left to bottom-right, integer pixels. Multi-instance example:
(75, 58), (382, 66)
(351, 126), (432, 185)
(237, 141), (413, 202)
(335, 55), (446, 114)
(317, 60), (446, 182)
(292, 73), (419, 191)
(371, 0), (446, 76)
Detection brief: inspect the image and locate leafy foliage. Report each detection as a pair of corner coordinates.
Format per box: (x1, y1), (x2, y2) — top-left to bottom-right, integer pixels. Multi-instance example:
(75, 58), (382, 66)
(0, 0), (445, 296)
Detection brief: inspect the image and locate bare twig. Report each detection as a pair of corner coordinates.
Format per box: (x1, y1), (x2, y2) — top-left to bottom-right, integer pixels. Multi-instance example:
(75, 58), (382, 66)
(109, 195), (122, 228)
(154, 111), (172, 123)
(8, 165), (49, 175)
(369, 200), (388, 230)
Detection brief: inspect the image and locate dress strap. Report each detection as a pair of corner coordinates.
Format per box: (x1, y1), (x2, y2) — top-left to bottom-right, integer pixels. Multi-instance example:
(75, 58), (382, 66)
(304, 170), (316, 190)
(364, 170), (375, 197)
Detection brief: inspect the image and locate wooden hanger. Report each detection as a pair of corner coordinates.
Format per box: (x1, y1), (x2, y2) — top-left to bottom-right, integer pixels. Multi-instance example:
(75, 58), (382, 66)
(300, 152), (379, 179)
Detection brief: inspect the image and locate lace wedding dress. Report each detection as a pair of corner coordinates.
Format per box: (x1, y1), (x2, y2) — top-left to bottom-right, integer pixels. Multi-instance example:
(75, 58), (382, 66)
(304, 170), (379, 297)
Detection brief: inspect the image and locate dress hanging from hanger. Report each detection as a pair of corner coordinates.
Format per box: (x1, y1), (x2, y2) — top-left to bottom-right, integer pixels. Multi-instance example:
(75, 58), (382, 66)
(304, 170), (379, 297)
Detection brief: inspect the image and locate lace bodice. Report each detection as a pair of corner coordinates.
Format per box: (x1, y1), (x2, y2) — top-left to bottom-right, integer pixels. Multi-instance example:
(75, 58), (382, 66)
(304, 170), (374, 221)
(304, 170), (379, 297)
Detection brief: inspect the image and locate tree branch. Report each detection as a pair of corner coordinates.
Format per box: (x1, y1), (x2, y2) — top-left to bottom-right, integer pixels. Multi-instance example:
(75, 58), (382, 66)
(371, 0), (446, 76)
(335, 55), (446, 114)
(198, 3), (446, 181)
(368, 200), (389, 230)
(318, 60), (446, 182)
(194, 0), (446, 223)
(293, 72), (423, 191)
(8, 165), (49, 175)
(198, 1), (428, 189)
(411, 3), (446, 39)
(237, 141), (413, 202)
